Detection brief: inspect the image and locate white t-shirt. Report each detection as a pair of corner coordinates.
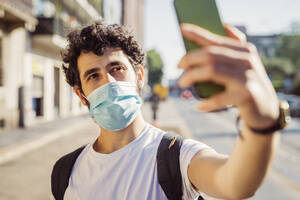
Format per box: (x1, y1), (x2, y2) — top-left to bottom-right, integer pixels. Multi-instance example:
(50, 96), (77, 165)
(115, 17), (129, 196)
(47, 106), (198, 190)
(64, 123), (210, 200)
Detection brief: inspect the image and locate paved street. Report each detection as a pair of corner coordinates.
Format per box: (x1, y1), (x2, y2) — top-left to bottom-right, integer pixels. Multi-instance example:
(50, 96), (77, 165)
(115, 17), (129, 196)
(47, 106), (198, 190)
(172, 97), (300, 199)
(0, 118), (99, 200)
(0, 97), (300, 199)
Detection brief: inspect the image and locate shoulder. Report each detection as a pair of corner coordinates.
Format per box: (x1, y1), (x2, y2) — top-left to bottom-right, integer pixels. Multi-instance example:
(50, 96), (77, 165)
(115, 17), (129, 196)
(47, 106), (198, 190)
(52, 145), (88, 172)
(51, 145), (88, 199)
(143, 123), (167, 143)
(179, 138), (213, 173)
(179, 138), (213, 198)
(180, 139), (212, 157)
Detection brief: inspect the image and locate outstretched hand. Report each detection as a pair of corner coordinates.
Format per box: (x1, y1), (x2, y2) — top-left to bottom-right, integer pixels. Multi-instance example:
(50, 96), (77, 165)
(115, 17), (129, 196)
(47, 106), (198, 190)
(178, 24), (280, 130)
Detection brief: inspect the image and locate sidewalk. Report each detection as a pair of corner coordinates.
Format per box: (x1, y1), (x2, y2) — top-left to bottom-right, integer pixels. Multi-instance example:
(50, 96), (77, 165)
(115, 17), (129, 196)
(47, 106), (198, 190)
(0, 98), (190, 165)
(142, 98), (194, 138)
(0, 114), (92, 164)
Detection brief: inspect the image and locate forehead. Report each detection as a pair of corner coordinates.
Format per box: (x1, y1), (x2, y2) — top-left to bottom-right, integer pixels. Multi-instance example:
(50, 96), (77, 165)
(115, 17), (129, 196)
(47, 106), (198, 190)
(77, 48), (130, 73)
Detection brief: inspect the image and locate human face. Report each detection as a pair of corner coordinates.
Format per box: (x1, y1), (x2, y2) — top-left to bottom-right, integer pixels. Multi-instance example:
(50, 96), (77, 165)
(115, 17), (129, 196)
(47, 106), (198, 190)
(75, 48), (144, 105)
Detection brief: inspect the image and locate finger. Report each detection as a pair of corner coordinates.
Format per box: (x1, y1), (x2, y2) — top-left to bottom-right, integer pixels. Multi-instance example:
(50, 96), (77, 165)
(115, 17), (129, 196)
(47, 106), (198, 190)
(180, 24), (249, 52)
(179, 60), (250, 89)
(177, 49), (210, 69)
(197, 92), (232, 112)
(178, 46), (251, 70)
(178, 65), (229, 88)
(224, 24), (247, 43)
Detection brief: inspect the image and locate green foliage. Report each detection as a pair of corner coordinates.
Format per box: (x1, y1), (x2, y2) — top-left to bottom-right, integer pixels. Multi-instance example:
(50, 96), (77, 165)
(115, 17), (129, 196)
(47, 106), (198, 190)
(147, 49), (164, 88)
(262, 56), (295, 77)
(265, 33), (300, 93)
(276, 34), (300, 68)
(272, 79), (284, 91)
(262, 56), (296, 92)
(292, 73), (300, 95)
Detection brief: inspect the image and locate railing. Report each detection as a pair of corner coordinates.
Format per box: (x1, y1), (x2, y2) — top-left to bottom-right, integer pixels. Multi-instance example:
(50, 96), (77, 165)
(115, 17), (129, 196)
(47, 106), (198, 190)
(1, 0), (33, 16)
(34, 16), (67, 37)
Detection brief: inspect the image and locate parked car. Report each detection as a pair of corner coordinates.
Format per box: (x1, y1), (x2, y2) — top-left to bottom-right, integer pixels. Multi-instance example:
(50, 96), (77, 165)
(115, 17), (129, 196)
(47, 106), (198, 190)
(181, 90), (193, 99)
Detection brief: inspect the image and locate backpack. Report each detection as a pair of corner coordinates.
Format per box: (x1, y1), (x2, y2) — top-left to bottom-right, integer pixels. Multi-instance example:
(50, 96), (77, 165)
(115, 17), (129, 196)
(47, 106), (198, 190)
(51, 132), (204, 200)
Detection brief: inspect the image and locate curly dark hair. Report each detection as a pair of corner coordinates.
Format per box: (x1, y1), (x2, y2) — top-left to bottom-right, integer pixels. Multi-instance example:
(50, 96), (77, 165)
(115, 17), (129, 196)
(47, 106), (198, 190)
(61, 20), (145, 93)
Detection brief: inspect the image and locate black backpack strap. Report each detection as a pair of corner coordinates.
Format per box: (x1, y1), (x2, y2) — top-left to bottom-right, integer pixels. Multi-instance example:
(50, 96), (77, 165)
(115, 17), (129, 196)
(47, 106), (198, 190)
(51, 145), (86, 200)
(157, 132), (204, 200)
(157, 132), (184, 200)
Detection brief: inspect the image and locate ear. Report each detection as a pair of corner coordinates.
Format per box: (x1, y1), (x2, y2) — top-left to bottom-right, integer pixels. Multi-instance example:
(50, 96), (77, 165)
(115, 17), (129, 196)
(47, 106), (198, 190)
(137, 65), (145, 89)
(74, 85), (88, 106)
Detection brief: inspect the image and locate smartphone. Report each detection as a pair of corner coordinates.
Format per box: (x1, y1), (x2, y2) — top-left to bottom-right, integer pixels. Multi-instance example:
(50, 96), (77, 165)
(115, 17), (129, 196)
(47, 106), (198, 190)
(174, 0), (227, 99)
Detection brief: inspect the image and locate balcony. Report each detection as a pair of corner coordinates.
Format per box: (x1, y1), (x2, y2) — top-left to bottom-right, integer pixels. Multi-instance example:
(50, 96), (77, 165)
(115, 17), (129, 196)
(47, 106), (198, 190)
(34, 16), (66, 37)
(59, 0), (102, 24)
(31, 16), (68, 53)
(31, 0), (103, 53)
(0, 0), (37, 31)
(5, 0), (33, 16)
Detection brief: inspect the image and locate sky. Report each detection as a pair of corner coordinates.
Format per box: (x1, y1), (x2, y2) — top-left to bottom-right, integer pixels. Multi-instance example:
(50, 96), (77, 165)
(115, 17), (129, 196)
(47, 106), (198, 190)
(144, 0), (300, 83)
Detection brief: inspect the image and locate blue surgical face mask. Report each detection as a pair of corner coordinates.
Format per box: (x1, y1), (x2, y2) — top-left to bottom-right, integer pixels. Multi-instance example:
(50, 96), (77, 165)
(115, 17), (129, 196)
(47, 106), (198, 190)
(83, 81), (142, 131)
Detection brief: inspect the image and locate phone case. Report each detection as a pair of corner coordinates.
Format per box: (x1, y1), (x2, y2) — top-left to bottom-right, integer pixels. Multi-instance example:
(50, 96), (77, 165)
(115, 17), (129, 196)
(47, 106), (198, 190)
(174, 0), (227, 98)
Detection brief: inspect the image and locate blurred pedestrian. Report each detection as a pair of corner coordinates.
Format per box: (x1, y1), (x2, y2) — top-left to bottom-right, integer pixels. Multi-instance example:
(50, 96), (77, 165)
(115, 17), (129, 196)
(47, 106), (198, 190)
(51, 21), (289, 200)
(150, 92), (160, 122)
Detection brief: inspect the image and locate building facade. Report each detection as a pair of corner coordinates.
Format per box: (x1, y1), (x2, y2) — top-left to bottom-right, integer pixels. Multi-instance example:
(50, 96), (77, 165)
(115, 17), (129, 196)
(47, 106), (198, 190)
(0, 0), (37, 129)
(247, 34), (279, 58)
(0, 0), (145, 131)
(235, 25), (279, 58)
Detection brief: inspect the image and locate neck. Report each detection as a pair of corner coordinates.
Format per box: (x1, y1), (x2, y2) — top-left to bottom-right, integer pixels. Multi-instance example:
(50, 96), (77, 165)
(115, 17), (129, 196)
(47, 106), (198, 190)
(93, 111), (146, 154)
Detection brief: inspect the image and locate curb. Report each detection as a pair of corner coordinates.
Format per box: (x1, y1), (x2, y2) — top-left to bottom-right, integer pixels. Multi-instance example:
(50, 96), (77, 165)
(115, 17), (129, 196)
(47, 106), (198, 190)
(0, 118), (91, 165)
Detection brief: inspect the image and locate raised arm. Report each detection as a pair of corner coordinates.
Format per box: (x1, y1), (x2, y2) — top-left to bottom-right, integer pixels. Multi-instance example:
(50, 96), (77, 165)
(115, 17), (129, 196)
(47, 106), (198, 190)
(178, 24), (280, 199)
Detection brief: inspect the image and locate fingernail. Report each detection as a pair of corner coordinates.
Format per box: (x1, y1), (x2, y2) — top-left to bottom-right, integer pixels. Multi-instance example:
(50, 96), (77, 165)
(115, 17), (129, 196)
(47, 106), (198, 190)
(181, 24), (190, 30)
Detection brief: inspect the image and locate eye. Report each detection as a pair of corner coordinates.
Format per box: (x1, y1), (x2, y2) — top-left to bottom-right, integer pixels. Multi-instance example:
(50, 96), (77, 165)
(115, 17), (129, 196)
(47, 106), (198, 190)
(110, 65), (125, 73)
(87, 73), (99, 81)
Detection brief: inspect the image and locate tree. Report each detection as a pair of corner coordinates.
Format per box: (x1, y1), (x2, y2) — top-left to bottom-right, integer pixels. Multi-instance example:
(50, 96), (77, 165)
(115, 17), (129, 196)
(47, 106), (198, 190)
(262, 57), (295, 76)
(292, 72), (300, 95)
(262, 56), (295, 91)
(146, 49), (164, 88)
(275, 34), (300, 93)
(276, 34), (300, 67)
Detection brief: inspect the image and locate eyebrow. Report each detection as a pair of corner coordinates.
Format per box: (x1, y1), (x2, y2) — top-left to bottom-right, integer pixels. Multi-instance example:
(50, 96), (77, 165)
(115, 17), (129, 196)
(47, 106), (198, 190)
(82, 61), (124, 81)
(106, 61), (124, 70)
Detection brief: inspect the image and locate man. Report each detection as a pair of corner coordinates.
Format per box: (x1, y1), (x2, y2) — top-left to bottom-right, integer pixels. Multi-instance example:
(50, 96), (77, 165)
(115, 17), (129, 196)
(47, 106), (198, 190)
(150, 92), (160, 122)
(54, 21), (283, 199)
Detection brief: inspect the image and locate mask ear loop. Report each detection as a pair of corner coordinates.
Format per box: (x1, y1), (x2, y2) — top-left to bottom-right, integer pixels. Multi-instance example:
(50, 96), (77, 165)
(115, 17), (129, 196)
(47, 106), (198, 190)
(80, 91), (90, 108)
